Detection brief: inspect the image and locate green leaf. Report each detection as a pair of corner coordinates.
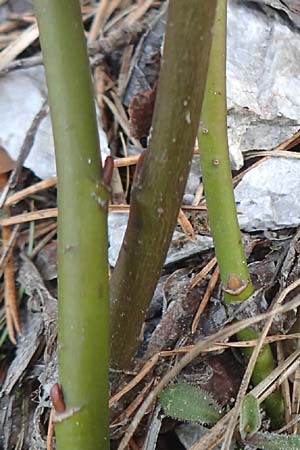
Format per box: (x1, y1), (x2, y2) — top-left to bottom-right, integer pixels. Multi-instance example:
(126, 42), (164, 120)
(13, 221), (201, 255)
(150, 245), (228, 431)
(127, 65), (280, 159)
(240, 394), (261, 440)
(249, 432), (300, 450)
(159, 383), (222, 424)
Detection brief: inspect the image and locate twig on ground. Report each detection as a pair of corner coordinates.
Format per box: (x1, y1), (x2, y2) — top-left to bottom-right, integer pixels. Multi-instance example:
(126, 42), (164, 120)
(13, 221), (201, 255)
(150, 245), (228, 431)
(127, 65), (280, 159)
(110, 354), (159, 407)
(4, 177), (57, 207)
(102, 94), (141, 147)
(126, 0), (157, 25)
(0, 224), (19, 272)
(245, 150), (300, 159)
(111, 379), (154, 428)
(191, 348), (300, 450)
(291, 351), (300, 432)
(89, 0), (127, 42)
(177, 209), (196, 240)
(1, 7), (156, 75)
(233, 129), (300, 186)
(190, 256), (217, 289)
(31, 227), (57, 259)
(192, 182), (204, 206)
(89, 0), (111, 42)
(117, 290), (300, 450)
(2, 223), (21, 344)
(191, 266), (219, 333)
(0, 208), (58, 226)
(277, 414), (300, 434)
(46, 409), (54, 450)
(0, 22), (39, 71)
(17, 221), (56, 248)
(109, 332), (300, 410)
(0, 203), (207, 227)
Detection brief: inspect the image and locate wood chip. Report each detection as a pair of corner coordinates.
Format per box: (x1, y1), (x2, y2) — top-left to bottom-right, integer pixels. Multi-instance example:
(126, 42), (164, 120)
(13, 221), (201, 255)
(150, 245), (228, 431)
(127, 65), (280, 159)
(0, 22), (39, 71)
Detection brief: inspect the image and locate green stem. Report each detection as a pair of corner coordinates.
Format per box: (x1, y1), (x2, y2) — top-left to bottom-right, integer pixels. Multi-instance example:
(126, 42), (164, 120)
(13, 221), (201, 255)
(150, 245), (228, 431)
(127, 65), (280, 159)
(198, 0), (252, 303)
(110, 0), (217, 369)
(34, 1), (109, 449)
(198, 0), (283, 428)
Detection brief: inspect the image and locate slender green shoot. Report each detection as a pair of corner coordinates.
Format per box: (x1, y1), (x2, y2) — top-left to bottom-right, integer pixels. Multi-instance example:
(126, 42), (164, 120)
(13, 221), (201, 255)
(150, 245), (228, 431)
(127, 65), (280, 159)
(198, 0), (284, 428)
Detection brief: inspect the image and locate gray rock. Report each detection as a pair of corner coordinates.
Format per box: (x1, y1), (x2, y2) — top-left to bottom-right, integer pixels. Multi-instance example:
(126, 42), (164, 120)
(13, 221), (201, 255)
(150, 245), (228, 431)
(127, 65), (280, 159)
(108, 213), (213, 267)
(0, 67), (110, 179)
(227, 0), (300, 168)
(248, 0), (300, 27)
(235, 157), (300, 231)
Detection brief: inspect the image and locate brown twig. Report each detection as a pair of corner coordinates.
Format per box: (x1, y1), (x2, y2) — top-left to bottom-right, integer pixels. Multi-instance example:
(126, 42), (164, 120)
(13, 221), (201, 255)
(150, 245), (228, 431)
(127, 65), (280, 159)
(2, 223), (21, 344)
(89, 0), (124, 42)
(110, 354), (160, 407)
(245, 150), (300, 160)
(177, 209), (196, 240)
(233, 129), (300, 186)
(89, 12), (155, 57)
(292, 354), (300, 432)
(3, 14), (152, 74)
(191, 266), (220, 333)
(0, 22), (39, 71)
(31, 227), (57, 259)
(109, 332), (300, 410)
(0, 208), (58, 226)
(0, 203), (207, 227)
(0, 224), (20, 272)
(129, 438), (140, 450)
(3, 149), (201, 207)
(126, 0), (157, 25)
(17, 221), (56, 248)
(117, 291), (300, 450)
(190, 256), (217, 289)
(89, 0), (111, 41)
(102, 94), (141, 147)
(46, 409), (54, 450)
(3, 156), (138, 209)
(109, 204), (207, 212)
(111, 379), (154, 427)
(192, 182), (204, 206)
(4, 177), (57, 207)
(277, 414), (300, 434)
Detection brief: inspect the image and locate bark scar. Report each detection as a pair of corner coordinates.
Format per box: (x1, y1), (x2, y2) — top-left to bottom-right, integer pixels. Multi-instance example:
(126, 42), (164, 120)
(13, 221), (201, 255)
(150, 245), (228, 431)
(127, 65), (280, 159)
(223, 274), (249, 296)
(50, 382), (81, 422)
(53, 406), (81, 423)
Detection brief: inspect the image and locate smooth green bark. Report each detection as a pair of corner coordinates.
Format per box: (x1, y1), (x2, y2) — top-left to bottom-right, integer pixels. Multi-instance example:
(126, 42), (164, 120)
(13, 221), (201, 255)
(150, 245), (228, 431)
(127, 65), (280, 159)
(198, 0), (283, 428)
(34, 1), (109, 449)
(198, 0), (252, 303)
(110, 0), (217, 369)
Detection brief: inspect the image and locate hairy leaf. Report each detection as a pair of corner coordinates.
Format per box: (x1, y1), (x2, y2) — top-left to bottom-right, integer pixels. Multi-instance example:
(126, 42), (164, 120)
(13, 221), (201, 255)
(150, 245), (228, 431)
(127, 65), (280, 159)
(159, 383), (221, 424)
(249, 432), (300, 450)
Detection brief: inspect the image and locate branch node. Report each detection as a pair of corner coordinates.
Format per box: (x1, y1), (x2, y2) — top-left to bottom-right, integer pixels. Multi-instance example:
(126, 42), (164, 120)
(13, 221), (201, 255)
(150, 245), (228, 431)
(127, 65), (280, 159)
(102, 156), (114, 187)
(53, 407), (81, 423)
(50, 383), (81, 422)
(223, 274), (249, 296)
(50, 383), (66, 413)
